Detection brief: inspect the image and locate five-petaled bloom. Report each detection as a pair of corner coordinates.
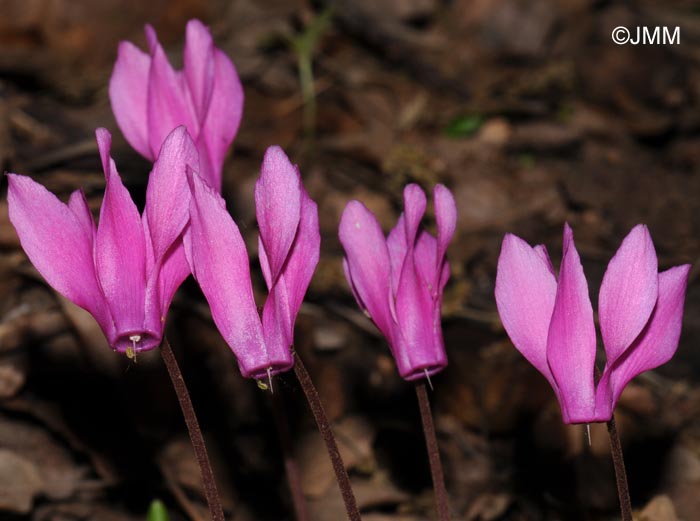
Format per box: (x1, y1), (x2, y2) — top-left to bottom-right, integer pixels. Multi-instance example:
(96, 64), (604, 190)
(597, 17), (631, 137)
(339, 184), (457, 381)
(187, 146), (320, 380)
(8, 127), (198, 354)
(495, 224), (690, 424)
(110, 19), (243, 191)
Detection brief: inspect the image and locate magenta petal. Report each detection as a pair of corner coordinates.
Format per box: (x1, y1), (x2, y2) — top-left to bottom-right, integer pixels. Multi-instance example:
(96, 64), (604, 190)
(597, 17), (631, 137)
(595, 264), (690, 419)
(188, 171), (268, 378)
(495, 234), (558, 389)
(339, 201), (393, 337)
(95, 130), (148, 337)
(147, 44), (198, 159)
(546, 224), (596, 423)
(433, 184), (456, 271)
(184, 19), (215, 122)
(414, 231), (439, 294)
(198, 48), (244, 189)
(109, 41), (152, 159)
(533, 244), (555, 276)
(260, 285), (295, 378)
(255, 146), (301, 282)
(598, 224), (658, 364)
(145, 126), (199, 261)
(7, 174), (113, 338)
(144, 24), (159, 54)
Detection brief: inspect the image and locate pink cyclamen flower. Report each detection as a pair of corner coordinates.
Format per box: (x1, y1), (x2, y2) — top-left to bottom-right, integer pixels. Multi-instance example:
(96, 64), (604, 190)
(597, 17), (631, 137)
(495, 224), (690, 424)
(110, 19), (243, 191)
(186, 146), (320, 379)
(7, 127), (198, 354)
(339, 184), (457, 381)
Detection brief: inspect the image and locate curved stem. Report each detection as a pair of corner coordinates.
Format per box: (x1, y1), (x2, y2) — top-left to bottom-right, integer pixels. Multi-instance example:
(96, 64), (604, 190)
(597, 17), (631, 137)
(607, 415), (632, 521)
(293, 354), (361, 521)
(415, 381), (450, 521)
(270, 386), (311, 521)
(160, 338), (225, 521)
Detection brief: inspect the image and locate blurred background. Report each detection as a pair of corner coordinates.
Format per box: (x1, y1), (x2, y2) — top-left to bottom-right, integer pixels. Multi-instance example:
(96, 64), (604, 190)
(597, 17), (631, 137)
(1, 0), (700, 519)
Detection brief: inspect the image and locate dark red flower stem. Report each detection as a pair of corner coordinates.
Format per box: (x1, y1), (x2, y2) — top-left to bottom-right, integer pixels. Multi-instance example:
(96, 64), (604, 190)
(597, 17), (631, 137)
(607, 415), (632, 521)
(270, 385), (311, 521)
(293, 353), (361, 521)
(415, 381), (451, 521)
(160, 338), (225, 521)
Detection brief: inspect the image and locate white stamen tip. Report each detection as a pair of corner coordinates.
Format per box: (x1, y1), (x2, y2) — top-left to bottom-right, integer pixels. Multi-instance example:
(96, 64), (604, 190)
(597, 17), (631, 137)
(586, 423), (592, 447)
(424, 369), (433, 391)
(267, 367), (274, 394)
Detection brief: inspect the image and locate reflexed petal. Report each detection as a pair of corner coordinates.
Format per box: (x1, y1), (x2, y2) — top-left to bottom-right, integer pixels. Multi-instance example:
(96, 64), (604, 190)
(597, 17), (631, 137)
(144, 239), (191, 335)
(598, 224), (658, 364)
(495, 233), (557, 388)
(386, 214), (407, 300)
(184, 19), (215, 121)
(145, 126), (199, 261)
(339, 201), (393, 337)
(255, 146), (301, 282)
(147, 44), (198, 159)
(402, 184), (427, 245)
(595, 264), (690, 419)
(7, 174), (112, 336)
(188, 170), (267, 377)
(546, 224), (596, 423)
(109, 41), (152, 159)
(533, 244), (555, 276)
(68, 189), (95, 241)
(394, 240), (437, 377)
(260, 283), (295, 378)
(414, 231), (439, 296)
(95, 133), (147, 335)
(433, 184), (456, 272)
(198, 48), (244, 189)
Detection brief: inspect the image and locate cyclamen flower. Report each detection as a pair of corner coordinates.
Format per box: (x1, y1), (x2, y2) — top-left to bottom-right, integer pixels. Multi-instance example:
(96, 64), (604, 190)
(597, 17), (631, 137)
(7, 127), (198, 353)
(110, 19), (243, 190)
(495, 224), (690, 424)
(339, 184), (457, 381)
(187, 146), (319, 379)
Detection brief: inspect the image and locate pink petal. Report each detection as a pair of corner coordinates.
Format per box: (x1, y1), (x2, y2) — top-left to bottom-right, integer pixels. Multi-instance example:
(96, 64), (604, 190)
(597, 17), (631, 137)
(414, 231), (439, 295)
(144, 24), (158, 54)
(144, 239), (191, 335)
(147, 43), (198, 160)
(595, 264), (690, 419)
(546, 224), (596, 423)
(402, 184), (427, 245)
(94, 129), (148, 338)
(109, 41), (153, 159)
(495, 233), (558, 389)
(145, 126), (199, 261)
(7, 174), (113, 338)
(187, 170), (268, 378)
(393, 236), (442, 379)
(533, 244), (555, 276)
(254, 146), (301, 282)
(598, 224), (658, 365)
(339, 201), (393, 338)
(386, 214), (407, 301)
(433, 184), (456, 273)
(68, 189), (95, 241)
(260, 284), (295, 378)
(197, 48), (244, 189)
(184, 19), (215, 122)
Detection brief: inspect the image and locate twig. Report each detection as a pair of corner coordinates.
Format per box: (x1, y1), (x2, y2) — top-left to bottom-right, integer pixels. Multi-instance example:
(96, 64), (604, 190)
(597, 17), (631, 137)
(160, 338), (225, 521)
(293, 353), (361, 521)
(415, 381), (450, 521)
(607, 415), (633, 521)
(270, 385), (311, 521)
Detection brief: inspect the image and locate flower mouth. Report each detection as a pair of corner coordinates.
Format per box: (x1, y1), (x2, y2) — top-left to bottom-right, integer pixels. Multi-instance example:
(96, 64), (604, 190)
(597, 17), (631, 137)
(113, 330), (161, 354)
(243, 360), (295, 381)
(402, 363), (446, 382)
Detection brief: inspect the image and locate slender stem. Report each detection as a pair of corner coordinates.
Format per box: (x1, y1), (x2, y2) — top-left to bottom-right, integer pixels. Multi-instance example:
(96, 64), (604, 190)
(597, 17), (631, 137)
(160, 338), (225, 521)
(607, 415), (632, 521)
(293, 354), (361, 521)
(415, 381), (450, 521)
(270, 385), (311, 521)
